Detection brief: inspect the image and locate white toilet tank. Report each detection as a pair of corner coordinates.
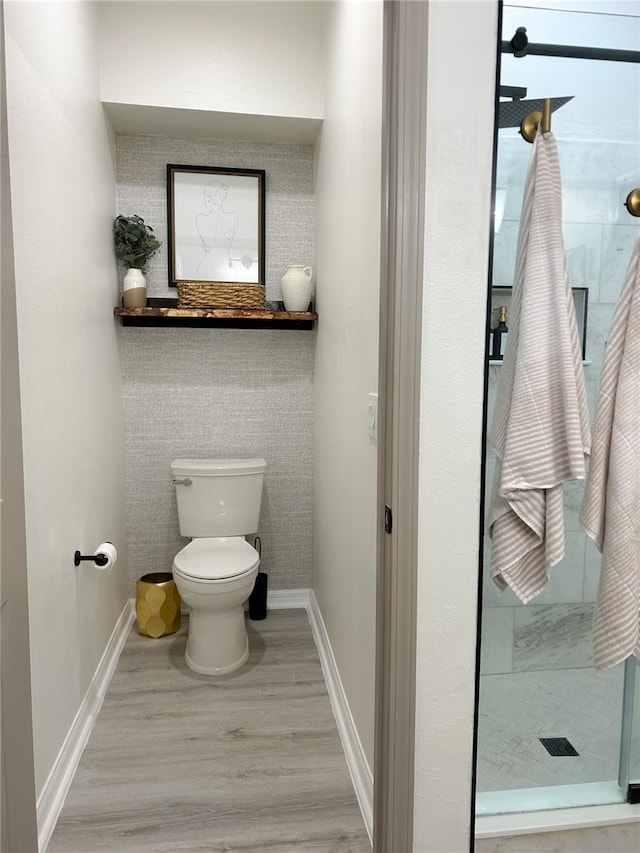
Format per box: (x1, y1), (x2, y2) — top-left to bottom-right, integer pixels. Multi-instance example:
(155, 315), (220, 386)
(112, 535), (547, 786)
(171, 458), (266, 538)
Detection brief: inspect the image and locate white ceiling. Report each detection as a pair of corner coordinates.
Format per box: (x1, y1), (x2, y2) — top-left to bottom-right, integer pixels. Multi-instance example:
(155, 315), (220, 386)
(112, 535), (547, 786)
(103, 103), (323, 146)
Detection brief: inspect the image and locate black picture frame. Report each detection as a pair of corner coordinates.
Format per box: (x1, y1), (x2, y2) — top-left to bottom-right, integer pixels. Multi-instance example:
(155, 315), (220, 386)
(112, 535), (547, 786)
(166, 164), (266, 288)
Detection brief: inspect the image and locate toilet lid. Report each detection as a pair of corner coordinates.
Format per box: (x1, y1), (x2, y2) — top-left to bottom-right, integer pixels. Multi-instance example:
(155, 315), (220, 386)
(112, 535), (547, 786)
(173, 537), (260, 581)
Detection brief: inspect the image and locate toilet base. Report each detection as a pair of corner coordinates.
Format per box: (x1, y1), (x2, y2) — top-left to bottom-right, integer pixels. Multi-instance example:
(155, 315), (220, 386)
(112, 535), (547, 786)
(183, 600), (251, 676)
(185, 640), (249, 676)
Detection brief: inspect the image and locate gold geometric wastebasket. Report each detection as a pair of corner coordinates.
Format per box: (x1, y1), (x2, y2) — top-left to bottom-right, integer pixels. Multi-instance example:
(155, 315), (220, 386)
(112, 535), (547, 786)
(136, 572), (181, 638)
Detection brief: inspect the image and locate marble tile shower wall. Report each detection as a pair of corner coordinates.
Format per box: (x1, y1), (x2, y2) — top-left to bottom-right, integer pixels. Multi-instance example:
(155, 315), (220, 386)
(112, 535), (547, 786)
(116, 135), (315, 591)
(482, 137), (640, 675)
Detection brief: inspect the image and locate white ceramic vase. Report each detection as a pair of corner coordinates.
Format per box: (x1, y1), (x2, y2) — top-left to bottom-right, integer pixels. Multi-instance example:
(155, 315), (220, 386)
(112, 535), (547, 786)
(280, 265), (313, 312)
(122, 268), (147, 308)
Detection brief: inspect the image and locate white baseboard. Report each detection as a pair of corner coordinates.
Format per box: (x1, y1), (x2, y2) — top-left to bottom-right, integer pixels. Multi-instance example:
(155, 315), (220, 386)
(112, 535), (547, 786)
(37, 600), (134, 852)
(306, 590), (374, 845)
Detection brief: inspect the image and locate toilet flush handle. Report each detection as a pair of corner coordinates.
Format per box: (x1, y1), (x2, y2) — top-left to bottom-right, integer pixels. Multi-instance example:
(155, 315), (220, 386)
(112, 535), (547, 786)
(172, 477), (192, 486)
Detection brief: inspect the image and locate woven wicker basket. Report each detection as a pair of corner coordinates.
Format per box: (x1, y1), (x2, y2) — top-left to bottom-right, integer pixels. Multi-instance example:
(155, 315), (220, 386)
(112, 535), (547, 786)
(177, 281), (265, 310)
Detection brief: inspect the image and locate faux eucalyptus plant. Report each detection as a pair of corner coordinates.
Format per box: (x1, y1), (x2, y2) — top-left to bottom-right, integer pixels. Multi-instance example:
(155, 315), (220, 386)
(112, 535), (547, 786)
(112, 214), (161, 273)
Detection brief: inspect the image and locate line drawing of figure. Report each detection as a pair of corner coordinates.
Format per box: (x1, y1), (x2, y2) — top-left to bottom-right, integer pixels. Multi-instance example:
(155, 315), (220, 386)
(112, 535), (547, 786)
(195, 180), (239, 276)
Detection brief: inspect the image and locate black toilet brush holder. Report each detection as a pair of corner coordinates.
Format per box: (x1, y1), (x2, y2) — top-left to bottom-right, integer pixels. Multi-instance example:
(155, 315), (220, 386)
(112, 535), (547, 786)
(249, 536), (268, 620)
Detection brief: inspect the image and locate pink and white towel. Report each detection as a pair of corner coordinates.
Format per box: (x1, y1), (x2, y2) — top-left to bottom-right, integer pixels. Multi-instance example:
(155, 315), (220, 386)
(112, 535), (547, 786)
(580, 234), (640, 670)
(488, 131), (591, 602)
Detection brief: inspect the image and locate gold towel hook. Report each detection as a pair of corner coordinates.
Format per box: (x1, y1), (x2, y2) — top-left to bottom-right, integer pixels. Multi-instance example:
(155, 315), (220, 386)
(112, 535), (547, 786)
(520, 98), (552, 143)
(624, 189), (640, 217)
(541, 98), (552, 133)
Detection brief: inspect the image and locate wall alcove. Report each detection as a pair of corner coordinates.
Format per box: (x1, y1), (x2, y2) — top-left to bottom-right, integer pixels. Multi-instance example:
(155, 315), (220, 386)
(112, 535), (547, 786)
(107, 103), (320, 330)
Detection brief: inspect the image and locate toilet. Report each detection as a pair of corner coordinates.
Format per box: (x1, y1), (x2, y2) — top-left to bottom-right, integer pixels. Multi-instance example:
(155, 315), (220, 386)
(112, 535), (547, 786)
(170, 457), (266, 675)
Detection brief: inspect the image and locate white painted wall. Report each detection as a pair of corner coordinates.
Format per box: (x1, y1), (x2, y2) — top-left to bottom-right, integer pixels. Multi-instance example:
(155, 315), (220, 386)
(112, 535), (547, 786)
(413, 1), (497, 850)
(313, 0), (383, 771)
(0, 2), (38, 844)
(4, 0), (129, 796)
(98, 0), (326, 120)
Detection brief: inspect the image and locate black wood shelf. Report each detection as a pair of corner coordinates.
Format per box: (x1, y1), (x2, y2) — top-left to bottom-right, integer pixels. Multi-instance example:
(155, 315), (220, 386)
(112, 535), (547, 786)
(114, 299), (317, 330)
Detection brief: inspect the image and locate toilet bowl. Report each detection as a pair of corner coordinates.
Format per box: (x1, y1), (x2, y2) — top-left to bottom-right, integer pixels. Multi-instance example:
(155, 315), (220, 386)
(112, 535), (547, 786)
(170, 457), (266, 676)
(172, 537), (260, 675)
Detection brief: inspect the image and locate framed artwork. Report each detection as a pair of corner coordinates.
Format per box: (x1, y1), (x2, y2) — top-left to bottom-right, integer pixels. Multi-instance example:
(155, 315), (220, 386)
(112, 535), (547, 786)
(166, 164), (265, 287)
(490, 285), (588, 360)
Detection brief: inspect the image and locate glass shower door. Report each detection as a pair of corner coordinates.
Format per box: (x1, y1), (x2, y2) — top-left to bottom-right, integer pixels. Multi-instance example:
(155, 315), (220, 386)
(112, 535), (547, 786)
(477, 0), (640, 816)
(620, 659), (640, 800)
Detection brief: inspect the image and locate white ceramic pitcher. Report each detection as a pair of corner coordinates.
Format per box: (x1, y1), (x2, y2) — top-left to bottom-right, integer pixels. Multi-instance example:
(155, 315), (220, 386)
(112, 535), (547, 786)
(280, 264), (313, 312)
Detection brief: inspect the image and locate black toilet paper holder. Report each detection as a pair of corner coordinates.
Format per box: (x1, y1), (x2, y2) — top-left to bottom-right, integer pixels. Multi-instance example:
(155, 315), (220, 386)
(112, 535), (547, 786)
(74, 550), (109, 567)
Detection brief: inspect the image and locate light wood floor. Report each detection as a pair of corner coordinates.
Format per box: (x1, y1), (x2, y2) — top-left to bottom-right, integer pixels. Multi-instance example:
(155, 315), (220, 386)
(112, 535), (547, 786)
(48, 609), (370, 852)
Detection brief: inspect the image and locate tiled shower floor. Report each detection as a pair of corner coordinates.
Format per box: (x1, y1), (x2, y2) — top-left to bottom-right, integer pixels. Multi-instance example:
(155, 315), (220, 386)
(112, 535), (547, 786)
(477, 665), (625, 791)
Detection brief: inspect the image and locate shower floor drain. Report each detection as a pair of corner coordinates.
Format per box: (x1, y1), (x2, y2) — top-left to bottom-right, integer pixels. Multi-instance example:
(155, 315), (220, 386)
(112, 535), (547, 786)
(540, 737), (579, 757)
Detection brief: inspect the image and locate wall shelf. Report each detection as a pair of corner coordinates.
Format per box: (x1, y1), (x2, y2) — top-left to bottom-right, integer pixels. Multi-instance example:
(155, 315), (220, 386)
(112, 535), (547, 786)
(114, 302), (317, 330)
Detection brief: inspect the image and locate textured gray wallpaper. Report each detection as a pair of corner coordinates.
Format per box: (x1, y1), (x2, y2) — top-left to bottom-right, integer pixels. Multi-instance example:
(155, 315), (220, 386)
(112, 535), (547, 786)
(116, 136), (315, 591)
(120, 328), (314, 590)
(115, 134), (315, 300)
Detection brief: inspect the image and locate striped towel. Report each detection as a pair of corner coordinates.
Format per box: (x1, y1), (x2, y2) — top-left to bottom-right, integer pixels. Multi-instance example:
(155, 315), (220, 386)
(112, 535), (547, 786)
(580, 234), (640, 670)
(488, 131), (591, 602)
